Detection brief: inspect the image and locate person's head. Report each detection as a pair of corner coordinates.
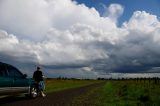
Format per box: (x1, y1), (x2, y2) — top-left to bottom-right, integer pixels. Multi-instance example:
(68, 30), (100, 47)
(37, 66), (40, 70)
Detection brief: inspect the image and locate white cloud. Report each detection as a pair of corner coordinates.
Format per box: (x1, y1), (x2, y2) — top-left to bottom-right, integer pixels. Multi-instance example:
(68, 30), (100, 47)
(103, 3), (124, 23)
(0, 0), (160, 77)
(123, 11), (160, 33)
(0, 0), (116, 41)
(0, 0), (51, 41)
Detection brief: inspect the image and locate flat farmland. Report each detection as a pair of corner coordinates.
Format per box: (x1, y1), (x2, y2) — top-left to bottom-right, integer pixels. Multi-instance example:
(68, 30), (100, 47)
(0, 79), (160, 106)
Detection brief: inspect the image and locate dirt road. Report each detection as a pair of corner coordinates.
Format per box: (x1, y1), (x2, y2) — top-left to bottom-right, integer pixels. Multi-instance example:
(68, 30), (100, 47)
(0, 82), (104, 106)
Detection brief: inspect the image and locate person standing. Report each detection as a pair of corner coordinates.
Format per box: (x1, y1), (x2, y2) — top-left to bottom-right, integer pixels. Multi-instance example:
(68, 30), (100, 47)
(33, 66), (46, 97)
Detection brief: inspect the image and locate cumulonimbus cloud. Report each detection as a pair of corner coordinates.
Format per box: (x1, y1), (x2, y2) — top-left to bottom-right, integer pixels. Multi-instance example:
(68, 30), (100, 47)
(0, 0), (160, 77)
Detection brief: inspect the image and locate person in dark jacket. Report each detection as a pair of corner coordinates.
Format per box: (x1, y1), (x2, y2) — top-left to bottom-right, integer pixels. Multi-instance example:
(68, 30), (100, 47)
(33, 66), (46, 97)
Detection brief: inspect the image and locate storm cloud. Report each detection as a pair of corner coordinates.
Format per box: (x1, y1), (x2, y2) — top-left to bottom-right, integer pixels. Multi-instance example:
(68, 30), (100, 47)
(0, 0), (160, 77)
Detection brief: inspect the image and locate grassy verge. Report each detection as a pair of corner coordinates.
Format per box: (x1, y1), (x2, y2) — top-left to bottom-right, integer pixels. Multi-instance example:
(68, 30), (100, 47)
(45, 79), (101, 93)
(96, 80), (160, 106)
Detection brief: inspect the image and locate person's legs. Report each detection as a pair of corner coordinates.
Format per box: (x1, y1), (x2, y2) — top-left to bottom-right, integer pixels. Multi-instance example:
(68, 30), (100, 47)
(39, 81), (46, 97)
(40, 91), (46, 97)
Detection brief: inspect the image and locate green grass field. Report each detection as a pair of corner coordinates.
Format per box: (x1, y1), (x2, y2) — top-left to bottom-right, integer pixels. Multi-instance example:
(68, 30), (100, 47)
(45, 79), (100, 93)
(94, 80), (160, 106)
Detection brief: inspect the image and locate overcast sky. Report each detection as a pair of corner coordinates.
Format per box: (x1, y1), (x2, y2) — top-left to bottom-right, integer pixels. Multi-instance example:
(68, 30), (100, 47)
(0, 0), (160, 78)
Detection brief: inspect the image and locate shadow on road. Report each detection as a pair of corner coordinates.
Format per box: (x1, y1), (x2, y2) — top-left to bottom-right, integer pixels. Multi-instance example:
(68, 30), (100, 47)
(0, 95), (31, 105)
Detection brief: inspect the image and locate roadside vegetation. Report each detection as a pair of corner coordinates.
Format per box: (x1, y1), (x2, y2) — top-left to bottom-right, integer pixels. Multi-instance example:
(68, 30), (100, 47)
(45, 79), (101, 93)
(96, 79), (160, 106)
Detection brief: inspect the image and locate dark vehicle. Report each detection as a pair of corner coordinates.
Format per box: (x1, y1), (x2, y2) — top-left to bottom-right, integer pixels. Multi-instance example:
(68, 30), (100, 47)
(0, 62), (38, 98)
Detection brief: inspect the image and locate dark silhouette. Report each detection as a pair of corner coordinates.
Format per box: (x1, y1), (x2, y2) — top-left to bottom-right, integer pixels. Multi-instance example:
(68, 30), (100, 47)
(33, 66), (46, 97)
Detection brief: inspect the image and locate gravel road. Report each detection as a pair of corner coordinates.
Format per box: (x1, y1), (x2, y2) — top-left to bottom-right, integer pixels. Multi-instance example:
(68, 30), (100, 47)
(0, 82), (104, 106)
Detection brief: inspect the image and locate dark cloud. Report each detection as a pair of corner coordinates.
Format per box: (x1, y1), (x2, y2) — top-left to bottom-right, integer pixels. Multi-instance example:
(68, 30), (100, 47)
(0, 0), (160, 78)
